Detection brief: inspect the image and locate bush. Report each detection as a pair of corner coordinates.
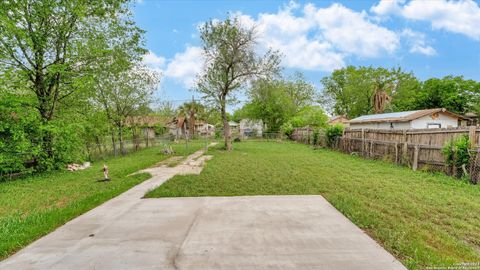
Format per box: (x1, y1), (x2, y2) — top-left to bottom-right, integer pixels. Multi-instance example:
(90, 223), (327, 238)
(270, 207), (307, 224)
(0, 94), (41, 177)
(280, 122), (294, 138)
(154, 124), (166, 135)
(312, 128), (320, 146)
(36, 121), (86, 171)
(325, 124), (344, 147)
(442, 135), (471, 177)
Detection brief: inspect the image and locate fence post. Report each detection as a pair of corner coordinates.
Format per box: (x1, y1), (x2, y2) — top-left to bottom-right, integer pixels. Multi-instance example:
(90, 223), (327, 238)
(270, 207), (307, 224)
(470, 149), (479, 184)
(394, 143), (399, 164)
(402, 129), (408, 164)
(361, 129), (365, 156)
(369, 141), (374, 158)
(412, 145), (419, 171)
(469, 126), (476, 147)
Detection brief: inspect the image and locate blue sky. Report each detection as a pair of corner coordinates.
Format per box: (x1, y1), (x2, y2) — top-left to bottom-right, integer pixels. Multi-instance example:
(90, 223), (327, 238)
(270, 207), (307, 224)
(133, 0), (480, 109)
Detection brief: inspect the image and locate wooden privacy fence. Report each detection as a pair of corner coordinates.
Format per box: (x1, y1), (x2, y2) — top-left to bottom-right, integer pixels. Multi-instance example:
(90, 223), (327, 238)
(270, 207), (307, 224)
(291, 126), (480, 184)
(343, 126), (479, 147)
(333, 137), (480, 184)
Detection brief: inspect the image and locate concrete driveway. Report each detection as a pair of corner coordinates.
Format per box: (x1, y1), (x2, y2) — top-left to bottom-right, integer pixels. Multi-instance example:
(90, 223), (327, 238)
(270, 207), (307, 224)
(0, 147), (406, 270)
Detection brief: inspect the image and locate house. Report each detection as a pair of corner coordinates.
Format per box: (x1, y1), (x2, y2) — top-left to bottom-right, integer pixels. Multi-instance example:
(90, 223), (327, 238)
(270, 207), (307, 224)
(125, 115), (166, 139)
(239, 119), (263, 137)
(167, 117), (215, 138)
(465, 112), (478, 126)
(328, 115), (350, 127)
(348, 108), (470, 130)
(228, 121), (240, 134)
(195, 121), (215, 136)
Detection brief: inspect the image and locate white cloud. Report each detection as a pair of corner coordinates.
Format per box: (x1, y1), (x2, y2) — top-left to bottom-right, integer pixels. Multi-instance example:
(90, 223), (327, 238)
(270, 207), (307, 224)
(235, 5), (344, 71)
(305, 3), (399, 57)
(234, 2), (400, 72)
(371, 0), (405, 16)
(372, 0), (480, 40)
(164, 46), (204, 88)
(143, 50), (166, 69)
(401, 29), (436, 56)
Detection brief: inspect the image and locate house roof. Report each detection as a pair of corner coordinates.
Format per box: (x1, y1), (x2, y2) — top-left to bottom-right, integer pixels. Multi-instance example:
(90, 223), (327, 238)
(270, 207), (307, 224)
(349, 108), (469, 124)
(328, 115), (349, 123)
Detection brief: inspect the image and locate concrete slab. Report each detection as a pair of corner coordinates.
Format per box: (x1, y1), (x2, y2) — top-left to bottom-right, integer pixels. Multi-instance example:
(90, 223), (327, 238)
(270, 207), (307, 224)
(0, 146), (406, 270)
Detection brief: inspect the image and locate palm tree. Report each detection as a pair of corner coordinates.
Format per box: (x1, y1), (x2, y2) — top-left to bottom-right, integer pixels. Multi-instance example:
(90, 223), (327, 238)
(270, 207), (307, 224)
(177, 101), (203, 136)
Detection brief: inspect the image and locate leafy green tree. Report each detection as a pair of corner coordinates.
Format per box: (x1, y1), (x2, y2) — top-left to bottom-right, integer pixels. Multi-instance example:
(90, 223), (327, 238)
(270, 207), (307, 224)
(94, 64), (160, 155)
(320, 66), (419, 118)
(239, 74), (317, 132)
(156, 101), (176, 119)
(0, 0), (140, 167)
(289, 106), (328, 128)
(392, 76), (480, 114)
(196, 17), (280, 150)
(0, 93), (40, 176)
(244, 79), (295, 132)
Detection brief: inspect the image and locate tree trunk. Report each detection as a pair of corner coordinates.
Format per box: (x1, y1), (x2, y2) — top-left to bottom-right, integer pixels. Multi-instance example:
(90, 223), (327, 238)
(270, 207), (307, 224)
(145, 128), (149, 147)
(111, 129), (117, 157)
(132, 128), (139, 151)
(118, 125), (126, 155)
(95, 136), (103, 155)
(221, 104), (232, 151)
(190, 111), (195, 137)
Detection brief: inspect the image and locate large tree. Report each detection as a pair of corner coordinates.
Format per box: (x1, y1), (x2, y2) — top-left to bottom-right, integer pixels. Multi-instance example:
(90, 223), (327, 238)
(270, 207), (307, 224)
(94, 63), (160, 156)
(392, 76), (480, 114)
(240, 73), (317, 132)
(196, 17), (280, 150)
(320, 66), (419, 118)
(0, 0), (138, 163)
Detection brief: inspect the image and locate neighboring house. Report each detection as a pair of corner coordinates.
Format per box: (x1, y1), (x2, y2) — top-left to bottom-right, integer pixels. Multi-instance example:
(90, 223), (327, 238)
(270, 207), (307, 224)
(195, 121), (215, 136)
(167, 117), (186, 138)
(125, 115), (166, 139)
(328, 115), (350, 127)
(349, 108), (470, 130)
(465, 112), (478, 126)
(228, 121), (240, 134)
(239, 119), (263, 137)
(167, 117), (215, 138)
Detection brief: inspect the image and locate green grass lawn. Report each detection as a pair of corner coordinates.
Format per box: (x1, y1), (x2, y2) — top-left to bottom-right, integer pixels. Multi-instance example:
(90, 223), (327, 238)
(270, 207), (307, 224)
(146, 141), (480, 270)
(0, 140), (207, 260)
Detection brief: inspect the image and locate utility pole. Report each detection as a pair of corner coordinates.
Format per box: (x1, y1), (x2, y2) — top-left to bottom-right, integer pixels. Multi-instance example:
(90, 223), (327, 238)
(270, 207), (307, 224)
(190, 95), (196, 137)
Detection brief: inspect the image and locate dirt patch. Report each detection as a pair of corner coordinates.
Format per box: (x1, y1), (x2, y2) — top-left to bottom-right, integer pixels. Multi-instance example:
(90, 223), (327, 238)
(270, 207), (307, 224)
(152, 156), (185, 168)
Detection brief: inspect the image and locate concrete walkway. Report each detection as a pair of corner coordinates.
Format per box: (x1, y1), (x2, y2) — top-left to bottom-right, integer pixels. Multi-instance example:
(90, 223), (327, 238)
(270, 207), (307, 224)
(0, 146), (406, 270)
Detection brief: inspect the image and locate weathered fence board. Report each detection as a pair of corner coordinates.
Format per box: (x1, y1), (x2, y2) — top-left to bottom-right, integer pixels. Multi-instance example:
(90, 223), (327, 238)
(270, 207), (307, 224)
(292, 127), (480, 184)
(343, 127), (479, 147)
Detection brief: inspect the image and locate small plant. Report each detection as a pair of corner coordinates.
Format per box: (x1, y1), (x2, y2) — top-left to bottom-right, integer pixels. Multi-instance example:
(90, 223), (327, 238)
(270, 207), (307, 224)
(325, 124), (344, 147)
(442, 135), (471, 178)
(280, 122), (294, 138)
(312, 128), (320, 146)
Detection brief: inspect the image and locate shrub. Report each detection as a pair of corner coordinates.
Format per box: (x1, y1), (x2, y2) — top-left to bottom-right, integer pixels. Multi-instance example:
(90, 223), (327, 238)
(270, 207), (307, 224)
(442, 135), (471, 178)
(312, 128), (320, 146)
(36, 121), (86, 171)
(280, 122), (294, 138)
(325, 124), (344, 147)
(0, 94), (41, 177)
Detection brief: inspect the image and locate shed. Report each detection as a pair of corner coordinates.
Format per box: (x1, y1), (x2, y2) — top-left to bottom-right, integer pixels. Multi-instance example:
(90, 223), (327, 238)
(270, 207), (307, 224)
(328, 115), (350, 127)
(349, 108), (469, 130)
